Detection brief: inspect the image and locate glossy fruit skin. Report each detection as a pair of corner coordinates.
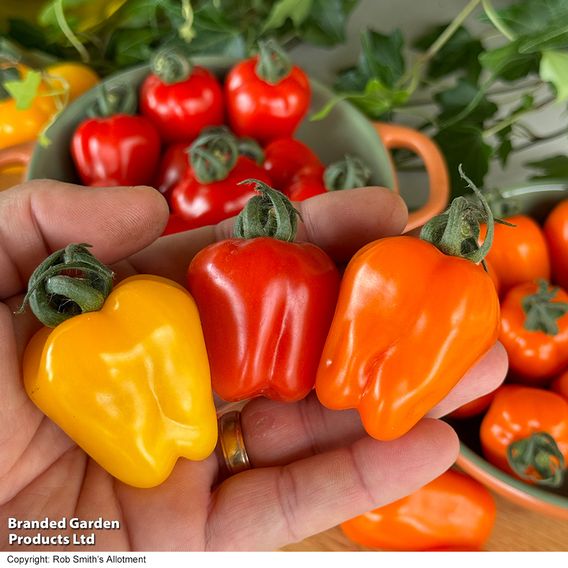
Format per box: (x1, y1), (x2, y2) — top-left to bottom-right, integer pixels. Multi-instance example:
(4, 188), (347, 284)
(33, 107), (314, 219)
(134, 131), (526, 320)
(480, 385), (568, 479)
(23, 275), (218, 488)
(480, 215), (550, 296)
(262, 138), (322, 190)
(315, 236), (500, 441)
(71, 114), (161, 186)
(552, 370), (568, 401)
(0, 65), (58, 150)
(155, 142), (190, 199)
(45, 62), (99, 102)
(499, 281), (568, 383)
(225, 58), (310, 145)
(140, 66), (224, 143)
(341, 470), (496, 551)
(448, 391), (496, 419)
(188, 237), (340, 402)
(170, 156), (272, 229)
(544, 200), (568, 291)
(286, 165), (326, 201)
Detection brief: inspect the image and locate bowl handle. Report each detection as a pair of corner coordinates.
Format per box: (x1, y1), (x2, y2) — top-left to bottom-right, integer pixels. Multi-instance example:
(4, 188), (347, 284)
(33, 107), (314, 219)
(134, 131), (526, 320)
(0, 142), (34, 190)
(373, 122), (449, 232)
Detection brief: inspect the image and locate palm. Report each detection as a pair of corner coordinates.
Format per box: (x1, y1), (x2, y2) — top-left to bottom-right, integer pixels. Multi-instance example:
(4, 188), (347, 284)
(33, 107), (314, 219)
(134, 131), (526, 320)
(0, 181), (507, 551)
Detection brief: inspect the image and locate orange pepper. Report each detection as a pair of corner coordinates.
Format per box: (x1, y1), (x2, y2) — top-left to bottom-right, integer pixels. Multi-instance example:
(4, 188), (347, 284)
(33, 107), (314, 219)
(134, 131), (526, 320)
(544, 199), (568, 292)
(341, 470), (496, 551)
(480, 385), (568, 487)
(552, 370), (568, 401)
(499, 280), (568, 384)
(316, 168), (500, 441)
(479, 214), (550, 296)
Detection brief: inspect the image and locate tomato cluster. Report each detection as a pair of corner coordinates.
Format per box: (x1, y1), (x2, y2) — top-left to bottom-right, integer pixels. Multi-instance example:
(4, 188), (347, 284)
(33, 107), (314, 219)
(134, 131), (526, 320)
(450, 201), (568, 489)
(69, 44), (374, 235)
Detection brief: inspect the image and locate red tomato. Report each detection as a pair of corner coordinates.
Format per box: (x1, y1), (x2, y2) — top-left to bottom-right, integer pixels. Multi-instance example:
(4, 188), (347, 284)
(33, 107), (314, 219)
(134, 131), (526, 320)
(155, 142), (191, 200)
(140, 53), (224, 144)
(170, 156), (272, 229)
(479, 215), (550, 295)
(262, 138), (322, 190)
(71, 114), (161, 187)
(225, 41), (310, 145)
(187, 182), (340, 402)
(544, 200), (568, 291)
(162, 213), (194, 236)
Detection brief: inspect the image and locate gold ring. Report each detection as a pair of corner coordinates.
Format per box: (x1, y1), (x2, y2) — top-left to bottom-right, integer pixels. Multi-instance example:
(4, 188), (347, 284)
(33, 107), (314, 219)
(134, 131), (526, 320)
(218, 410), (251, 476)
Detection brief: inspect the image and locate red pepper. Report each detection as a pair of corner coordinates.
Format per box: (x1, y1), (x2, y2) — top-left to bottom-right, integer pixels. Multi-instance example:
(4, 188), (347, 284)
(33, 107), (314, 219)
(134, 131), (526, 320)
(225, 40), (310, 145)
(262, 138), (322, 190)
(170, 129), (272, 230)
(187, 180), (340, 402)
(140, 48), (224, 144)
(155, 142), (191, 199)
(71, 85), (160, 187)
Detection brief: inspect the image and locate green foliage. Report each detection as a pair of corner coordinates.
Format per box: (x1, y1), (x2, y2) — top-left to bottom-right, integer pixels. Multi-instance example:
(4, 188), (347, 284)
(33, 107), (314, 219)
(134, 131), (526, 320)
(525, 156), (568, 181)
(319, 0), (568, 196)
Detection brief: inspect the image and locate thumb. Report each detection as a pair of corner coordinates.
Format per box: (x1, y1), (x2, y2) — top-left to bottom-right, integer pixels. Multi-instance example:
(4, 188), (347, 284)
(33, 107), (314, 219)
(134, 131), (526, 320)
(0, 180), (168, 299)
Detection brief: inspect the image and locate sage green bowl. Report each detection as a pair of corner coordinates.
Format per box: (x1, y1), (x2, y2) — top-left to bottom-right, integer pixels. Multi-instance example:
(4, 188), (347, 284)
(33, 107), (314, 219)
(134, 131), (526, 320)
(24, 56), (450, 231)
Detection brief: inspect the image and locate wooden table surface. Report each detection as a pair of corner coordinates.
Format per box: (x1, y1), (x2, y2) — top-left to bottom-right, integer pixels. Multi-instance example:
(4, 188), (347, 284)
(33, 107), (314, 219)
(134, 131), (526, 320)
(284, 493), (568, 552)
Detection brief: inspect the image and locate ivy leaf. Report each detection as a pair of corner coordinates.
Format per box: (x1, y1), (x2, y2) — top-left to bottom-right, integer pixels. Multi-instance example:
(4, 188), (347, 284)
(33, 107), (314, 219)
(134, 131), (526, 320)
(495, 125), (513, 167)
(540, 50), (568, 102)
(3, 70), (42, 110)
(435, 79), (498, 125)
(107, 28), (162, 67)
(492, 0), (568, 40)
(413, 24), (484, 83)
(335, 28), (405, 93)
(301, 0), (358, 46)
(262, 0), (313, 31)
(525, 155), (568, 181)
(434, 125), (492, 197)
(480, 40), (540, 81)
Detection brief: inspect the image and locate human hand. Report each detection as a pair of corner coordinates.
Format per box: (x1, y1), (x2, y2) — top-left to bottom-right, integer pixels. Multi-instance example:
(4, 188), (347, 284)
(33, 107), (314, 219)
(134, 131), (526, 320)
(0, 180), (507, 551)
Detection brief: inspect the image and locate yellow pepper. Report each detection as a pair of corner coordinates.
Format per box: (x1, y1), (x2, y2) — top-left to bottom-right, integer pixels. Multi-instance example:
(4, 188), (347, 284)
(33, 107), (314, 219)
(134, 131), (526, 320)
(44, 62), (99, 102)
(22, 246), (217, 488)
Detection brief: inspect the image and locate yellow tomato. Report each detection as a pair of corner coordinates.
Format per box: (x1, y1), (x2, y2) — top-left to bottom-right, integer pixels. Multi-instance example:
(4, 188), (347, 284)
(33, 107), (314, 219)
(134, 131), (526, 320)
(45, 62), (100, 102)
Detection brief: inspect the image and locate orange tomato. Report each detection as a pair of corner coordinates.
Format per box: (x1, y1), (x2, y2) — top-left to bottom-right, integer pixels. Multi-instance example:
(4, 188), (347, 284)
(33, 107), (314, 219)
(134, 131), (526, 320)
(544, 200), (568, 292)
(480, 215), (550, 296)
(499, 280), (568, 383)
(481, 385), (568, 486)
(340, 470), (496, 551)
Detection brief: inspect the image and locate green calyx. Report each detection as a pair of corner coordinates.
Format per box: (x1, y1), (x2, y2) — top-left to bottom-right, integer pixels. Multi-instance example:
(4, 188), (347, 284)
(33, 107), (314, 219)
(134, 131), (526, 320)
(189, 126), (239, 183)
(18, 243), (114, 328)
(86, 83), (137, 118)
(0, 66), (22, 101)
(522, 279), (568, 335)
(324, 155), (371, 191)
(151, 47), (192, 85)
(482, 186), (522, 219)
(255, 39), (292, 84)
(507, 432), (565, 488)
(234, 179), (300, 241)
(420, 165), (495, 264)
(237, 137), (264, 165)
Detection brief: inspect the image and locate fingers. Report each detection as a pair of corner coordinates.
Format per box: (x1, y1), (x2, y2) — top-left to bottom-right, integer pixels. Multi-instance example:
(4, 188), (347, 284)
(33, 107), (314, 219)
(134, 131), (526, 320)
(205, 419), (458, 551)
(0, 180), (169, 299)
(428, 342), (508, 418)
(238, 343), (506, 470)
(128, 187), (408, 285)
